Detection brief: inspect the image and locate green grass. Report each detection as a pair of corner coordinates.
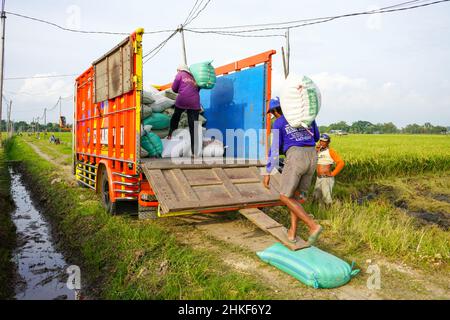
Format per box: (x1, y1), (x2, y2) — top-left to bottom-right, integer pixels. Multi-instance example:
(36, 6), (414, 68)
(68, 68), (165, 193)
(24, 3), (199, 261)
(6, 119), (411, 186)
(32, 132), (450, 181)
(330, 134), (450, 181)
(0, 142), (16, 299)
(5, 136), (273, 299)
(10, 132), (450, 298)
(265, 170), (450, 270)
(22, 133), (72, 165)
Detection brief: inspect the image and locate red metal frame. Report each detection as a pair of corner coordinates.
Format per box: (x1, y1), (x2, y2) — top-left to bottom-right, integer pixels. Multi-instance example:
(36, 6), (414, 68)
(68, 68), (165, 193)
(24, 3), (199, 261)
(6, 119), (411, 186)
(75, 31), (278, 213)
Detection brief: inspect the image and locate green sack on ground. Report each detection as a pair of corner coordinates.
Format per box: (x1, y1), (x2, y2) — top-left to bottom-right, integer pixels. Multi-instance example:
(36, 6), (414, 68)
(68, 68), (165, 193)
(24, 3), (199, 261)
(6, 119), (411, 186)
(257, 243), (359, 289)
(143, 113), (171, 130)
(141, 132), (163, 157)
(189, 61), (216, 89)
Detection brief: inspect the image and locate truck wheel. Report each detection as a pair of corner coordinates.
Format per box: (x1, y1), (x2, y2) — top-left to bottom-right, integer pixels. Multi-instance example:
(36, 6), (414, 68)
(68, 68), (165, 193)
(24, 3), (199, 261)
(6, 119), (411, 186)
(100, 167), (117, 215)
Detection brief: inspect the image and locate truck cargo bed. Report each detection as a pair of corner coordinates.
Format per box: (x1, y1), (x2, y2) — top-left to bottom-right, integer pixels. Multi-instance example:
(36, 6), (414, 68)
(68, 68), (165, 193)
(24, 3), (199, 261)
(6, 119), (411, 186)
(140, 158), (283, 215)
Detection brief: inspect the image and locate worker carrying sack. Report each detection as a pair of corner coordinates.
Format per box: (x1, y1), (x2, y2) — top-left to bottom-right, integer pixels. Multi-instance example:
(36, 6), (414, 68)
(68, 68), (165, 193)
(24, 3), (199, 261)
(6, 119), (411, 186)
(280, 74), (321, 128)
(257, 243), (359, 289)
(141, 132), (163, 158)
(190, 61), (216, 89)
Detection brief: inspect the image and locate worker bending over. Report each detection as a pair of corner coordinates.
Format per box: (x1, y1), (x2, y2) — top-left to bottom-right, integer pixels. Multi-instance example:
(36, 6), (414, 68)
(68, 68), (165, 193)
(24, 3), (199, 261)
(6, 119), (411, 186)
(313, 134), (345, 205)
(263, 97), (323, 245)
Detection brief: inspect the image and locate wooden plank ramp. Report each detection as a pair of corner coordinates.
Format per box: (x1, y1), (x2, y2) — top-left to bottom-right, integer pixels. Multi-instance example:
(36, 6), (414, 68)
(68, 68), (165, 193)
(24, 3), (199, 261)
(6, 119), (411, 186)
(239, 208), (310, 251)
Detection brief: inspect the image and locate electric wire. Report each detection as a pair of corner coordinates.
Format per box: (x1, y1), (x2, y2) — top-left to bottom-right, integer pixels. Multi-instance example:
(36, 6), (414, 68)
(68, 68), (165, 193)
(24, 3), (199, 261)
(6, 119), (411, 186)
(5, 11), (176, 35)
(188, 0), (449, 34)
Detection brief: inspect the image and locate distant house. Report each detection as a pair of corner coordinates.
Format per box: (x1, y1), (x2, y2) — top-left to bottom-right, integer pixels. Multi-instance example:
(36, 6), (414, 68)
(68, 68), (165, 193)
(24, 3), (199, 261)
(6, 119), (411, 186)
(330, 130), (348, 136)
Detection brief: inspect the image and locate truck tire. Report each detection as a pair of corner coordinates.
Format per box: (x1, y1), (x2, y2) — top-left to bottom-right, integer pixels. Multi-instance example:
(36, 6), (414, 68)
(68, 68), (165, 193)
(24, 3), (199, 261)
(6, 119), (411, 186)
(100, 167), (117, 215)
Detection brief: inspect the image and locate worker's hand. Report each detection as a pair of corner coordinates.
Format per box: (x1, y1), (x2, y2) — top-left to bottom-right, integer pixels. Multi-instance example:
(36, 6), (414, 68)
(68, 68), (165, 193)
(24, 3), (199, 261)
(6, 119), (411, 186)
(263, 175), (271, 189)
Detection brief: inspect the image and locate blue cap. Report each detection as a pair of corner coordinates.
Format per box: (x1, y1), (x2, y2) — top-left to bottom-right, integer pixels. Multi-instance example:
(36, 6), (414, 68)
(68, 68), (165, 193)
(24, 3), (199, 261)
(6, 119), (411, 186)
(268, 97), (281, 113)
(320, 133), (331, 142)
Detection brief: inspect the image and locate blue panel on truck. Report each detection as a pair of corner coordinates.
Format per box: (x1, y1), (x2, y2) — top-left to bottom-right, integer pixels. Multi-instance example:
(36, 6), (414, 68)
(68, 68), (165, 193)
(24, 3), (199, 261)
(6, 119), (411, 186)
(200, 65), (266, 160)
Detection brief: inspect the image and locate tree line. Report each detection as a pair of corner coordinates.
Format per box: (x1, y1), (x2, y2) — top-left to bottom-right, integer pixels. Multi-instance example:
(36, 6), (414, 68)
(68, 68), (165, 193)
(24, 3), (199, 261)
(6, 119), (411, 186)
(319, 121), (448, 135)
(0, 120), (72, 132)
(1, 120), (448, 135)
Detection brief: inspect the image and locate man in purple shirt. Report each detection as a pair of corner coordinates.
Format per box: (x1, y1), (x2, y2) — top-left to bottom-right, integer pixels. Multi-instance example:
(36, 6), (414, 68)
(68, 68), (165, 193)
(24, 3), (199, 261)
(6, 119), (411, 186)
(168, 64), (201, 156)
(263, 97), (323, 245)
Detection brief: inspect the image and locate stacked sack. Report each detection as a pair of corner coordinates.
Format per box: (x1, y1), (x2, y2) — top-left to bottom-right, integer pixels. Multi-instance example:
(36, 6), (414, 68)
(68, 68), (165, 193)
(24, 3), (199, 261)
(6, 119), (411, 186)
(141, 60), (218, 158)
(140, 87), (175, 158)
(160, 128), (225, 158)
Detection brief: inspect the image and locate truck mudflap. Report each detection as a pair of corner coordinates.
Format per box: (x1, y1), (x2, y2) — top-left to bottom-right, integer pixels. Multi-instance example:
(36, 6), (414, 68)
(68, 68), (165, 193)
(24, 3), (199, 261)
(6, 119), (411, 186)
(140, 158), (283, 215)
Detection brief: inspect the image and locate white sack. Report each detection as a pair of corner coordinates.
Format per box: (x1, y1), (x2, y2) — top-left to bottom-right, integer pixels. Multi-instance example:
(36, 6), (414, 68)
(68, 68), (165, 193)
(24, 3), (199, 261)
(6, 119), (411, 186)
(280, 74), (321, 128)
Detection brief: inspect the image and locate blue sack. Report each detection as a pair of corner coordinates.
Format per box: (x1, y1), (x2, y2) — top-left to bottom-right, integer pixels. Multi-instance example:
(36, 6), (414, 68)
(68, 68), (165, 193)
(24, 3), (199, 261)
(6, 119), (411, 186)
(257, 243), (360, 289)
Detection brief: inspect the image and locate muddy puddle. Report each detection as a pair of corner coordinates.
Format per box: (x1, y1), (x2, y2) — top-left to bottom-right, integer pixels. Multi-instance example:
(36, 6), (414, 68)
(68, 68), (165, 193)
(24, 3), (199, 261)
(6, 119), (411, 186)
(9, 167), (77, 300)
(355, 188), (449, 230)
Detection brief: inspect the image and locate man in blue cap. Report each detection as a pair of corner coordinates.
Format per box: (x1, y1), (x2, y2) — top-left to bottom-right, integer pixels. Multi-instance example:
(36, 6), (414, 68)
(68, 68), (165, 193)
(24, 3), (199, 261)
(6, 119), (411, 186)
(263, 97), (323, 245)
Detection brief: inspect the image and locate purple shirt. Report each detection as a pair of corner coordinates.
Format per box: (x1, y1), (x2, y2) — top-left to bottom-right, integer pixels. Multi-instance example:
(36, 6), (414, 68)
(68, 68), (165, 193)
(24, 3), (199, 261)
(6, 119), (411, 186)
(266, 116), (320, 173)
(172, 71), (201, 110)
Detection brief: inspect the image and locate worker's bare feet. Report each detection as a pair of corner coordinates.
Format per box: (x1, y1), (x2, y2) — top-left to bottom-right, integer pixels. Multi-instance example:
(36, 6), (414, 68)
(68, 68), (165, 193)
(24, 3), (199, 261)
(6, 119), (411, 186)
(307, 225), (323, 245)
(287, 228), (297, 243)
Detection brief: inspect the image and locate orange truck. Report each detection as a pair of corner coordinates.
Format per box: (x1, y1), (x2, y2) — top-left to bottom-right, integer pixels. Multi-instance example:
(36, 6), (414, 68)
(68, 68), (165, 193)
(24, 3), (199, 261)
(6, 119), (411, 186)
(74, 28), (290, 227)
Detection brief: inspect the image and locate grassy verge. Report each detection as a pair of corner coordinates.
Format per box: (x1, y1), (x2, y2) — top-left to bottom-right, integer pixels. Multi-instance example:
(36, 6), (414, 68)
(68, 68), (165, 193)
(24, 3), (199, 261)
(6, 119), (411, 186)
(5, 136), (273, 299)
(0, 142), (16, 299)
(266, 177), (450, 271)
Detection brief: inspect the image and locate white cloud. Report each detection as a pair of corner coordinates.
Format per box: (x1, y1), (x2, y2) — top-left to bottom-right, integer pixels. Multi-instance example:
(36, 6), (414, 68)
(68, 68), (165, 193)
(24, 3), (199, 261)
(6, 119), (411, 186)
(310, 72), (368, 90)
(16, 74), (73, 102)
(8, 74), (73, 123)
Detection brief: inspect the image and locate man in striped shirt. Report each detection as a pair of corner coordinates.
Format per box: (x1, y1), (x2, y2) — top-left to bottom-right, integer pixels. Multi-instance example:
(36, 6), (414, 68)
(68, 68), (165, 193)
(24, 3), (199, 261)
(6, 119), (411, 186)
(313, 134), (345, 205)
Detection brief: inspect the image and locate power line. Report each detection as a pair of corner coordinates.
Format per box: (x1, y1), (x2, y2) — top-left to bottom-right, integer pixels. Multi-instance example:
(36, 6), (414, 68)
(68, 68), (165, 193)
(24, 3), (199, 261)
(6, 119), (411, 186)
(185, 29), (285, 38)
(143, 31), (179, 64)
(183, 0), (201, 26)
(189, 0), (429, 30)
(5, 11), (176, 35)
(188, 0), (449, 34)
(185, 0), (213, 26)
(47, 97), (61, 112)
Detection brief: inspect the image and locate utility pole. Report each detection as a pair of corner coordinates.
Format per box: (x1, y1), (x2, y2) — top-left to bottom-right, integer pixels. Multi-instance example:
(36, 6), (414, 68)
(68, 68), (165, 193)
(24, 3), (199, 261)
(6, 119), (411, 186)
(281, 46), (288, 79)
(179, 25), (188, 65)
(285, 28), (290, 77)
(59, 96), (62, 133)
(6, 99), (10, 137)
(0, 0), (6, 146)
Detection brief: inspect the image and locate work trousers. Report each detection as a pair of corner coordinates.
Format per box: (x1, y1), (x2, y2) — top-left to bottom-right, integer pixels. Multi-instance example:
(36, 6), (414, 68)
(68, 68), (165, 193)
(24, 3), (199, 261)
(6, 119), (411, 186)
(169, 106), (200, 155)
(313, 176), (335, 205)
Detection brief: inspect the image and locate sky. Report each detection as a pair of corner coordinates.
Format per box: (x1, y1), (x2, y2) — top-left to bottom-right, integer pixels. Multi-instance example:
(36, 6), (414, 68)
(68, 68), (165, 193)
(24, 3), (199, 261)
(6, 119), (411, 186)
(2, 0), (450, 127)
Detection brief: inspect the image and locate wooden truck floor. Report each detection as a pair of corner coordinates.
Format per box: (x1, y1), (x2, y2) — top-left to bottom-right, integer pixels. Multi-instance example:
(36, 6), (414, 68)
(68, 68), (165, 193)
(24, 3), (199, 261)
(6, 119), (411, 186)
(140, 158), (309, 250)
